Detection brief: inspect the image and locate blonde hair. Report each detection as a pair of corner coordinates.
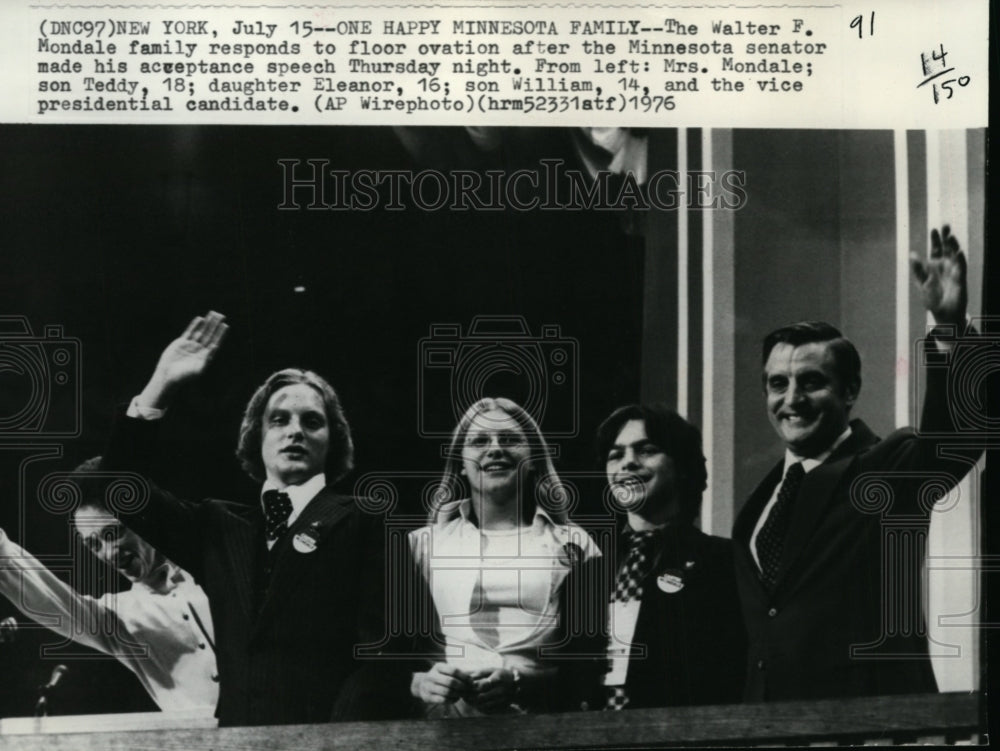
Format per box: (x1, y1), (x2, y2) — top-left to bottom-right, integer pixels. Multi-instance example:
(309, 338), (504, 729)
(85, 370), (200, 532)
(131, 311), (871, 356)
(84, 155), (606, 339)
(429, 397), (568, 525)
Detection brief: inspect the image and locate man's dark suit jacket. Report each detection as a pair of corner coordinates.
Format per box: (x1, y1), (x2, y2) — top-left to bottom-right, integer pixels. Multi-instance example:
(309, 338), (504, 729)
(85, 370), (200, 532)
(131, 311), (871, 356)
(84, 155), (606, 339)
(103, 411), (386, 726)
(733, 332), (983, 701)
(602, 524), (747, 709)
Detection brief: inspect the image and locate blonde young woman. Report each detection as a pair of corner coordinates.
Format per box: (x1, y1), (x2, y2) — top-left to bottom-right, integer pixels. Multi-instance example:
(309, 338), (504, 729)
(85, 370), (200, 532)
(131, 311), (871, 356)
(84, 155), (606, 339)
(406, 397), (604, 717)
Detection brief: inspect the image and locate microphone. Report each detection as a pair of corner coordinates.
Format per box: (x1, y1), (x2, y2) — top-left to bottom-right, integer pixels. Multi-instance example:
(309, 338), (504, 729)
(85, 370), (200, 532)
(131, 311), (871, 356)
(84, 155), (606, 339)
(0, 616), (17, 643)
(34, 664), (69, 717)
(41, 665), (69, 693)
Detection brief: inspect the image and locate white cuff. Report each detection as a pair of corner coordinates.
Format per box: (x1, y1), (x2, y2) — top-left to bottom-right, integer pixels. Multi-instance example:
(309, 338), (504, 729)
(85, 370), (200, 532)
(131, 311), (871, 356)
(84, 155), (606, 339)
(127, 396), (166, 420)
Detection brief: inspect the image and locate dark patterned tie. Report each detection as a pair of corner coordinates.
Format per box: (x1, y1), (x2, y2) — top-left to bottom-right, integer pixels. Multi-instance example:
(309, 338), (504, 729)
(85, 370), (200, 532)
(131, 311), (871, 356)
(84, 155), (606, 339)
(613, 529), (660, 603)
(262, 490), (293, 542)
(605, 685), (629, 711)
(605, 529), (661, 711)
(756, 462), (806, 588)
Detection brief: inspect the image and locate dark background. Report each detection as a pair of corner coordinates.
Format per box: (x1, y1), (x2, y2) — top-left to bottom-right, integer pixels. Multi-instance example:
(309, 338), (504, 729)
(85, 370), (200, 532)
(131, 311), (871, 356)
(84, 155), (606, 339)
(1, 124), (990, 722)
(0, 125), (648, 716)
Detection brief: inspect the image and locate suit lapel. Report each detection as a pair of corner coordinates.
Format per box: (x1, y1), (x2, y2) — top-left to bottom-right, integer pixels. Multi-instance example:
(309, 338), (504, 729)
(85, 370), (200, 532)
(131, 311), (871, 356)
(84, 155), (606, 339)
(772, 420), (880, 596)
(733, 462), (783, 597)
(620, 525), (700, 600)
(252, 489), (356, 633)
(734, 462), (784, 544)
(218, 505), (263, 621)
(630, 527), (703, 698)
(648, 526), (697, 585)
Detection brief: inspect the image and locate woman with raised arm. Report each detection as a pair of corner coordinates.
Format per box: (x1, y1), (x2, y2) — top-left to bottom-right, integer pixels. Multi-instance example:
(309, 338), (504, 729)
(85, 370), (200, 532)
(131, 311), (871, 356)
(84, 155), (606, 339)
(0, 460), (218, 713)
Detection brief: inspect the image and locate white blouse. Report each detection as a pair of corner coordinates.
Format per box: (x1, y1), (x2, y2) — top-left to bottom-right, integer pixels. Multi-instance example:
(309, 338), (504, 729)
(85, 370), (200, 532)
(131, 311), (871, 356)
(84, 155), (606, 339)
(408, 500), (600, 678)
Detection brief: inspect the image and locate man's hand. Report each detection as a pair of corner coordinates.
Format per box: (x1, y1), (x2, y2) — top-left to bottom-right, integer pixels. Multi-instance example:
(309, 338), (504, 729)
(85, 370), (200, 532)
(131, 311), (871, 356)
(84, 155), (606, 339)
(467, 667), (519, 712)
(409, 663), (474, 705)
(136, 311), (228, 410)
(911, 225), (968, 326)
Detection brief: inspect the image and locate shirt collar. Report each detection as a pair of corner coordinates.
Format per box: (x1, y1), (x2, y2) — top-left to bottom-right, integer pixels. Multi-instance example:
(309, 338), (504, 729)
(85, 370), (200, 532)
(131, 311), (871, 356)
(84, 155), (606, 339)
(261, 473), (327, 523)
(784, 425), (853, 475)
(623, 520), (669, 536)
(456, 497), (558, 531)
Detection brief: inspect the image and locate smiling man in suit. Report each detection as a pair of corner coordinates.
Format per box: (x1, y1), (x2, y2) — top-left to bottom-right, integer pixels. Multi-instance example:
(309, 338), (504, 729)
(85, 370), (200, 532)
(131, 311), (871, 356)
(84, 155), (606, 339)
(101, 312), (385, 726)
(733, 227), (986, 701)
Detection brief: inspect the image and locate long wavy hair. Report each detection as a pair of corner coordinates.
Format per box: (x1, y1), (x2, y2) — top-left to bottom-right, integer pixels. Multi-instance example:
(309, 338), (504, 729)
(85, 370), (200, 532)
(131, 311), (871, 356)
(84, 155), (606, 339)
(235, 368), (354, 483)
(429, 397), (568, 526)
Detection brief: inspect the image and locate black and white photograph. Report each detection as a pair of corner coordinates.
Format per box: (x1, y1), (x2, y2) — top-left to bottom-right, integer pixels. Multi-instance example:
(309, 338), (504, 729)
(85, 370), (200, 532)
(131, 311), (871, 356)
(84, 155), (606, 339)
(0, 2), (992, 748)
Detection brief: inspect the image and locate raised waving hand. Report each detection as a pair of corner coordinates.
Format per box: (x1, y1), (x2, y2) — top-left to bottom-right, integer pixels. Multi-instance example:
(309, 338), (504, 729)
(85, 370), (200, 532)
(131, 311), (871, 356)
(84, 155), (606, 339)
(911, 225), (969, 326)
(137, 311), (228, 410)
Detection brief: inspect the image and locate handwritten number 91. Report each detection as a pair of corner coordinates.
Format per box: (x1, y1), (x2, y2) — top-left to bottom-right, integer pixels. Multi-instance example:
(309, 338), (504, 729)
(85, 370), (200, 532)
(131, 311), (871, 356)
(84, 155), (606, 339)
(851, 11), (875, 39)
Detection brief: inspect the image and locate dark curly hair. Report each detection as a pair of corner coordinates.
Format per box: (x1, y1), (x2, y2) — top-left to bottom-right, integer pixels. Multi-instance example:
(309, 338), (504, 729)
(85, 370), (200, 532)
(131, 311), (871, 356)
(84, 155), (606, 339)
(596, 403), (708, 526)
(235, 368), (354, 483)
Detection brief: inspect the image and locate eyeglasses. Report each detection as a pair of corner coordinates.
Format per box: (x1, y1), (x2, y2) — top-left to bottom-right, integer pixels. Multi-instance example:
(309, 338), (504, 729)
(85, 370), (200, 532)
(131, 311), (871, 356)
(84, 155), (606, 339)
(463, 430), (528, 449)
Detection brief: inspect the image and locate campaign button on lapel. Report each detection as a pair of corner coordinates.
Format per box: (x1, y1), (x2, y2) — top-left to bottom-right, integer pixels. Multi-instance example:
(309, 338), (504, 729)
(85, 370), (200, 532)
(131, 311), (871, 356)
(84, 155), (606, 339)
(657, 570), (684, 593)
(292, 524), (321, 554)
(560, 542), (585, 568)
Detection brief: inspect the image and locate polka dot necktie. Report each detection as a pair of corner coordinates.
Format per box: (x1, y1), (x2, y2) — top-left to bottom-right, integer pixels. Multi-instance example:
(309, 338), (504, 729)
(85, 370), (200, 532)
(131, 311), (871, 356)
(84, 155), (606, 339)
(756, 462), (806, 588)
(262, 490), (293, 542)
